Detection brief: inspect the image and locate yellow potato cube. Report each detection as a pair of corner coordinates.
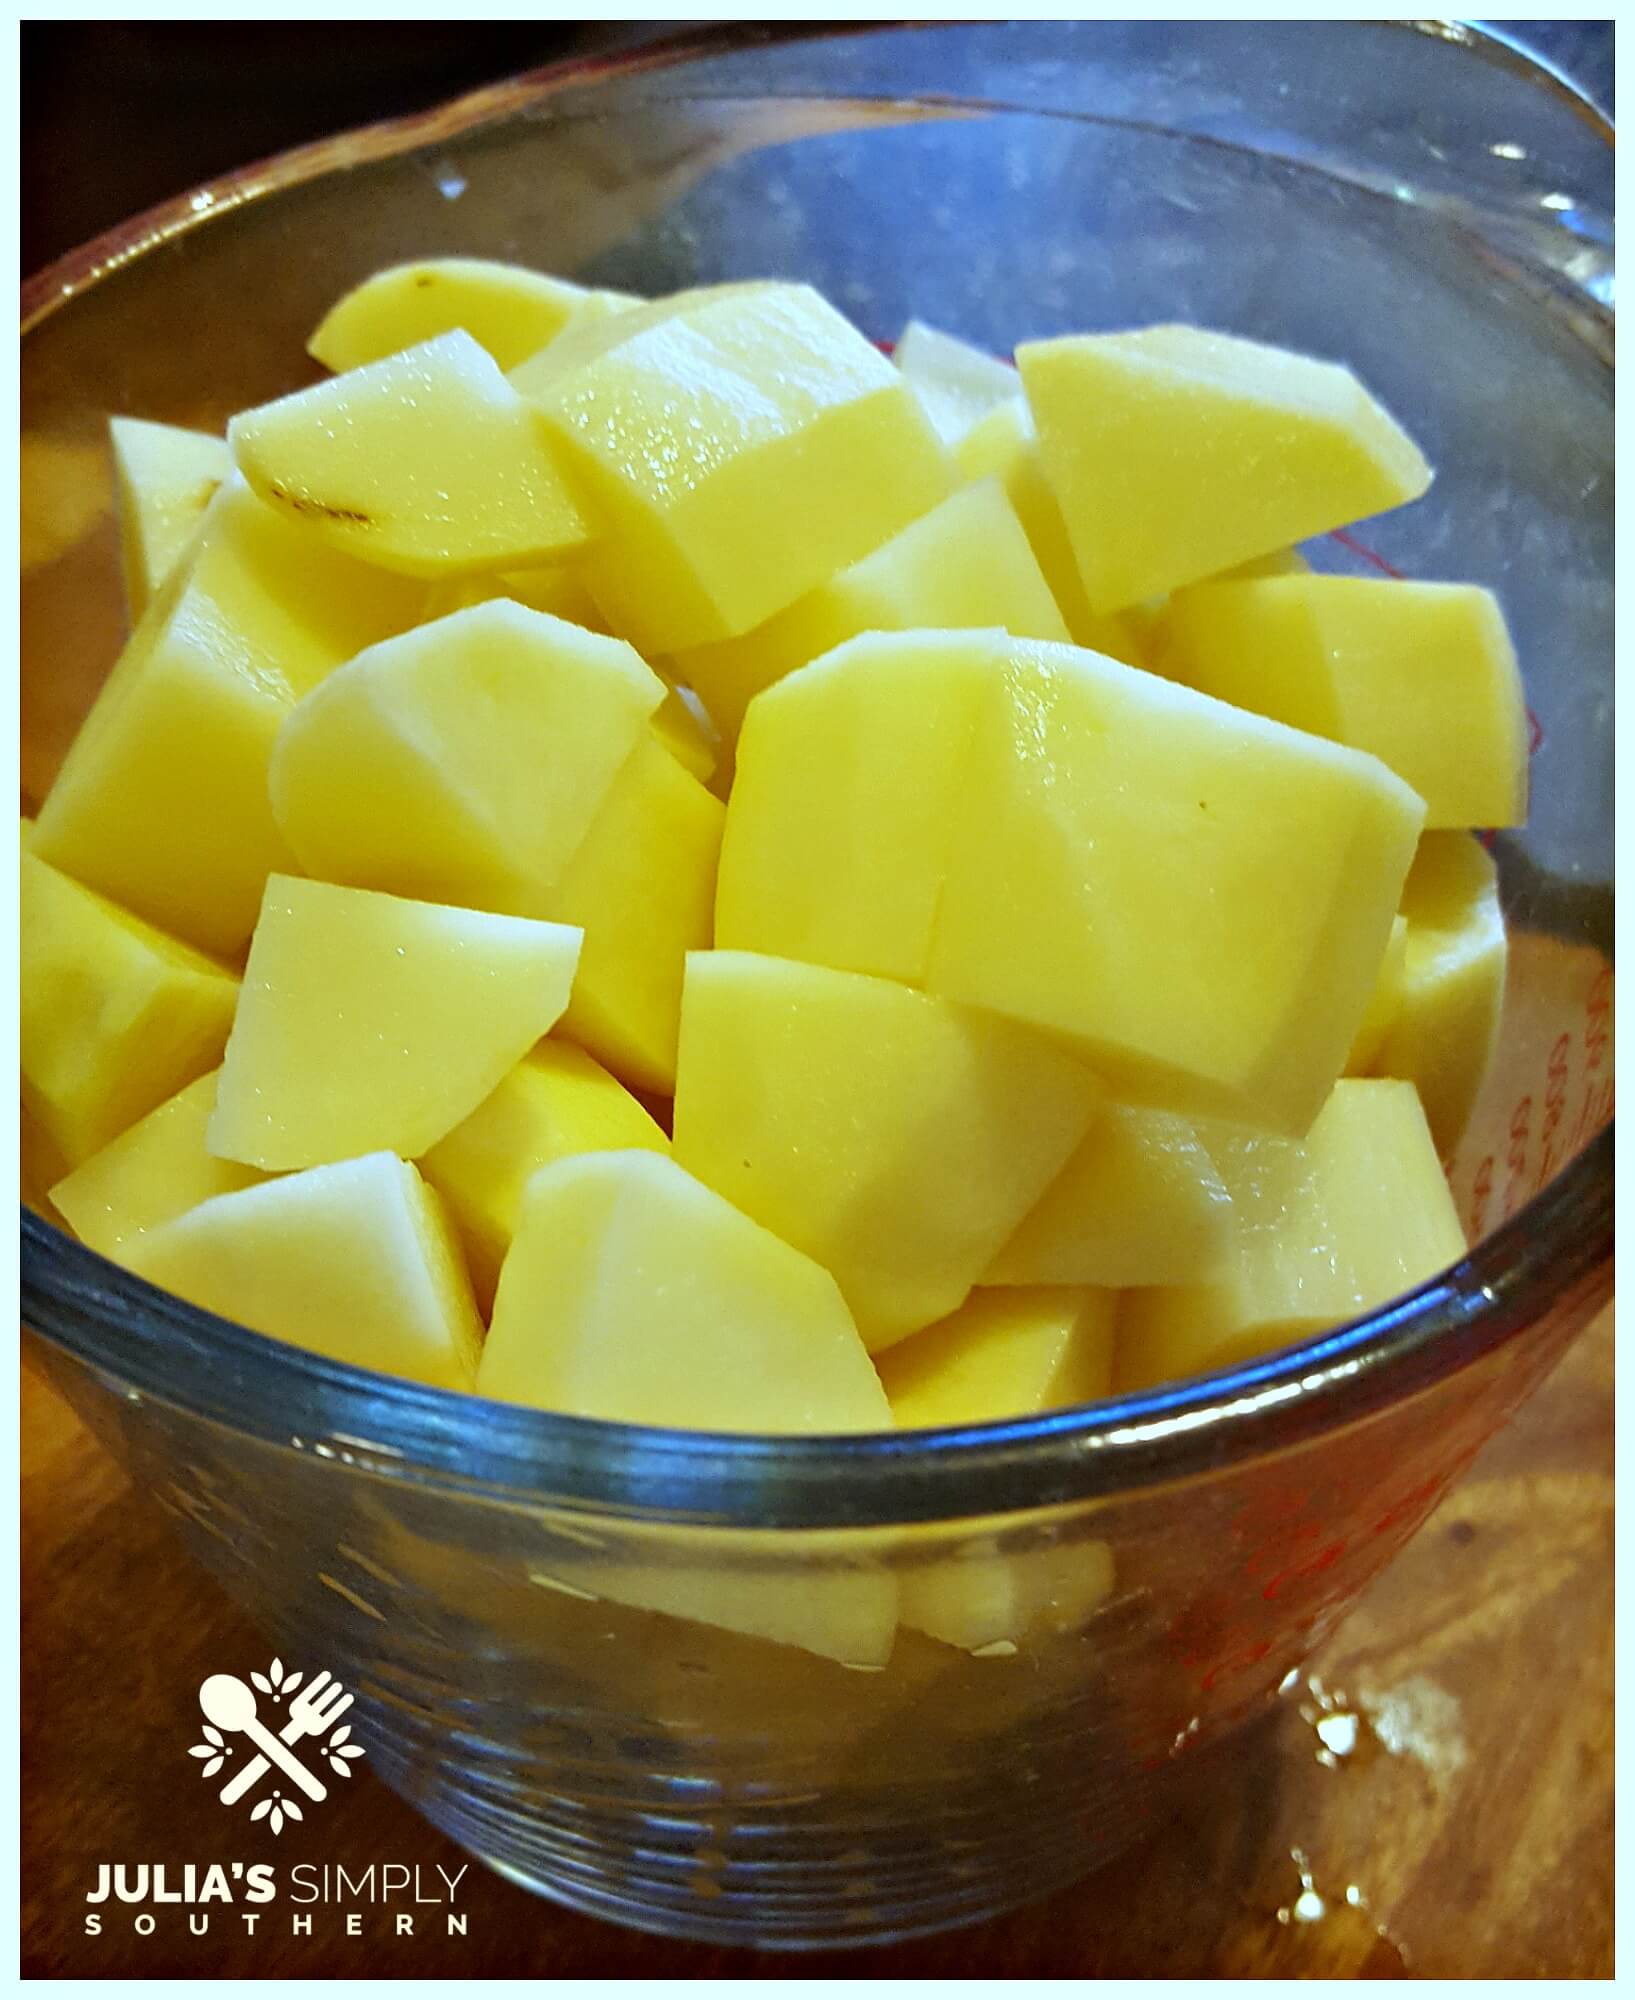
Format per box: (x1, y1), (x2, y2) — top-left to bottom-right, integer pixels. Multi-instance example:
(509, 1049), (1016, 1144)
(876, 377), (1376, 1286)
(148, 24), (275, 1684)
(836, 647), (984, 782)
(108, 417), (230, 615)
(1016, 324), (1432, 610)
(672, 951), (1102, 1348)
(715, 629), (991, 984)
(650, 682), (719, 785)
(879, 1287), (1116, 1428)
(420, 1040), (668, 1312)
(269, 600), (665, 911)
(230, 330), (589, 577)
(954, 398), (1152, 665)
(547, 738), (724, 1095)
(897, 1527), (1116, 1657)
(418, 562), (609, 633)
(893, 319), (1018, 447)
(1164, 576), (1527, 829)
(1346, 914), (1409, 1076)
(31, 480), (422, 954)
(50, 1070), (263, 1264)
(479, 1150), (890, 1433)
(209, 876), (581, 1170)
(21, 846), (239, 1168)
(673, 477), (1067, 743)
(529, 282), (951, 652)
(1117, 1079), (1466, 1390)
(132, 1152), (481, 1391)
(926, 634), (1426, 1134)
(1375, 833), (1508, 1156)
(308, 258), (638, 373)
(985, 1105), (1233, 1289)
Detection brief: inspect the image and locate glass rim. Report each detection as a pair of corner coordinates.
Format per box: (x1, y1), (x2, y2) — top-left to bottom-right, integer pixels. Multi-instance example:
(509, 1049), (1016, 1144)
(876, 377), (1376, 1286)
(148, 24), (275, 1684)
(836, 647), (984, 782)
(19, 18), (1615, 1531)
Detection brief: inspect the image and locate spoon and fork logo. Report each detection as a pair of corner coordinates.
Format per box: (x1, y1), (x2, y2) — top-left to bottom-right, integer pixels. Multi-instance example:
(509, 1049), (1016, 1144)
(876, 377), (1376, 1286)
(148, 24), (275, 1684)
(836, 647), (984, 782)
(189, 1658), (364, 1832)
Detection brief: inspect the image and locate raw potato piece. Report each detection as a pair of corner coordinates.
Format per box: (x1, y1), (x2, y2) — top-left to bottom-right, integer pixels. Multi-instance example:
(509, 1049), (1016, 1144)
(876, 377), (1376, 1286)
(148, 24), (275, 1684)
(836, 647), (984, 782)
(894, 320), (1019, 447)
(21, 845), (239, 1168)
(421, 1041), (669, 1312)
(1163, 577), (1528, 829)
(879, 1288), (1116, 1428)
(715, 630), (991, 985)
(1346, 915), (1409, 1076)
(900, 1528), (1116, 1657)
(309, 258), (637, 373)
(108, 417), (230, 615)
(985, 1106), (1233, 1289)
(530, 282), (951, 652)
(1016, 325), (1431, 610)
(546, 738), (724, 1095)
(269, 601), (665, 911)
(673, 478), (1067, 743)
(230, 330), (589, 577)
(210, 876), (582, 1170)
(50, 1071), (263, 1263)
(479, 1151), (891, 1434)
(649, 684), (719, 785)
(132, 1153), (482, 1391)
(419, 562), (609, 632)
(672, 952), (1102, 1348)
(31, 480), (422, 955)
(955, 398), (1149, 664)
(926, 634), (1427, 1134)
(1117, 1080), (1466, 1391)
(1375, 833), (1508, 1157)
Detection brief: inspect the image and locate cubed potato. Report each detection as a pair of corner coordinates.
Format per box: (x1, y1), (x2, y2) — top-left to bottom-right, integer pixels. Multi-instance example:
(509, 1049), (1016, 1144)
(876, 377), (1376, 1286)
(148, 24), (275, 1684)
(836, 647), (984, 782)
(1016, 325), (1431, 611)
(893, 319), (1018, 447)
(230, 330), (590, 577)
(308, 258), (638, 373)
(479, 1150), (890, 1433)
(269, 600), (665, 911)
(108, 417), (230, 616)
(878, 1287), (1116, 1428)
(897, 1527), (1116, 1657)
(209, 876), (581, 1170)
(672, 477), (1067, 743)
(21, 845), (239, 1168)
(1116, 1079), (1466, 1390)
(546, 738), (724, 1095)
(954, 398), (1149, 663)
(50, 1070), (263, 1263)
(420, 1040), (668, 1313)
(528, 282), (951, 652)
(31, 480), (422, 954)
(1164, 576), (1527, 829)
(132, 1152), (481, 1391)
(418, 562), (609, 633)
(714, 629), (991, 984)
(649, 682), (719, 784)
(672, 951), (1102, 1348)
(926, 633), (1427, 1134)
(1346, 914), (1409, 1075)
(985, 1105), (1233, 1289)
(1375, 833), (1508, 1156)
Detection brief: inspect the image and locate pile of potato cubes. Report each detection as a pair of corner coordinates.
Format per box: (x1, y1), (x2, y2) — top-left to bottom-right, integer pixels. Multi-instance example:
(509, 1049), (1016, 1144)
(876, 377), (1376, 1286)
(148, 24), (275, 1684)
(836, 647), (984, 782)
(23, 262), (1519, 1436)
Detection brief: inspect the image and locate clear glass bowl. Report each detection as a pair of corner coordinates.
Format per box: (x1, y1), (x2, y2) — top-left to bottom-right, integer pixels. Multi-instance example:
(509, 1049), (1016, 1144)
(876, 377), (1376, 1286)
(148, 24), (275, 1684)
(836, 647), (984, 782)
(20, 21), (1613, 1949)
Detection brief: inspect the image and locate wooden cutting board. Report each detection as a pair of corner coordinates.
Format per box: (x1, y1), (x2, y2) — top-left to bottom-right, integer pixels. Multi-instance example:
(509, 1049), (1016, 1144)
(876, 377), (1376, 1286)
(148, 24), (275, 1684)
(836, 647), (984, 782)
(21, 1307), (1611, 1977)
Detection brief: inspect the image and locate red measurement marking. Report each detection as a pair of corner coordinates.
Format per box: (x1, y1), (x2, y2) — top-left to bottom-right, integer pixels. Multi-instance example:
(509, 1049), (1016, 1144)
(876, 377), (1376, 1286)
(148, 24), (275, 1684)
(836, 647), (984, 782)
(1469, 1154), (1495, 1239)
(1527, 707), (1545, 755)
(1584, 966), (1612, 1073)
(1328, 526), (1404, 578)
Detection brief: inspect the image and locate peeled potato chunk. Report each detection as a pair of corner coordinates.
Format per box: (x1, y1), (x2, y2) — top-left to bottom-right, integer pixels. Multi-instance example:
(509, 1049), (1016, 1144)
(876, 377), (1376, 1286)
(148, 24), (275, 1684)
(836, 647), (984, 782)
(22, 843), (238, 1168)
(893, 319), (1019, 448)
(1117, 1079), (1467, 1391)
(308, 257), (638, 373)
(108, 416), (231, 615)
(1374, 833), (1509, 1157)
(209, 876), (581, 1170)
(672, 950), (1102, 1349)
(1016, 324), (1431, 611)
(50, 1070), (263, 1264)
(527, 281), (951, 652)
(879, 1287), (1116, 1428)
(132, 1152), (482, 1391)
(230, 330), (590, 577)
(420, 1040), (668, 1313)
(479, 1150), (890, 1433)
(1164, 576), (1527, 829)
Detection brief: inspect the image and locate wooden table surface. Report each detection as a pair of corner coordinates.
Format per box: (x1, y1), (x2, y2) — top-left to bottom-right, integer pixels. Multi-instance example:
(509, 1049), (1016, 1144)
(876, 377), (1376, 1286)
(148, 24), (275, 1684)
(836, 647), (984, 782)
(21, 1308), (1613, 1978)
